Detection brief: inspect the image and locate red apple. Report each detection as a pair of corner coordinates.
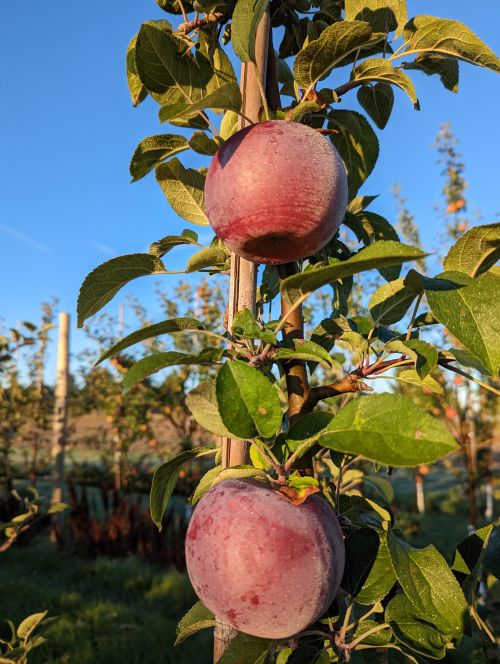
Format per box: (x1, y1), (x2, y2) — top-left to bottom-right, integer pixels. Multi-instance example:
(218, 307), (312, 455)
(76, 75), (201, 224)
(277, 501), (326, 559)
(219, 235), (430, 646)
(185, 478), (345, 639)
(204, 120), (348, 265)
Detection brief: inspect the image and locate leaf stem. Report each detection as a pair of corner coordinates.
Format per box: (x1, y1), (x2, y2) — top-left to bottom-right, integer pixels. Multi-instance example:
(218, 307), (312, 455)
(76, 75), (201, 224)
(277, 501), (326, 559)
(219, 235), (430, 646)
(405, 292), (423, 340)
(439, 361), (500, 397)
(347, 623), (390, 650)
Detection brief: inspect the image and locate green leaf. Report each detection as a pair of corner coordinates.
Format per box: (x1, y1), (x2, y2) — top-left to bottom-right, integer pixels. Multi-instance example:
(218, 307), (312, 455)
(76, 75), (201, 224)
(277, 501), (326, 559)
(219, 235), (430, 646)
(186, 380), (235, 438)
(231, 0), (269, 64)
(275, 339), (338, 369)
(126, 35), (147, 106)
(345, 0), (408, 36)
(212, 465), (268, 488)
(357, 83), (394, 129)
(426, 271), (500, 376)
(156, 158), (209, 226)
(402, 53), (459, 93)
(357, 532), (397, 605)
(319, 393), (458, 466)
(135, 21), (206, 106)
(387, 531), (468, 638)
(218, 633), (273, 664)
(232, 308), (277, 344)
(149, 230), (200, 258)
(77, 254), (166, 327)
(220, 110), (239, 139)
(96, 318), (205, 365)
(451, 524), (494, 602)
(447, 348), (489, 376)
(281, 241), (426, 306)
(294, 21), (386, 90)
(347, 194), (379, 214)
(150, 448), (214, 529)
(401, 15), (500, 73)
(190, 465), (224, 504)
(16, 612), (48, 641)
(385, 594), (448, 658)
(189, 131), (223, 156)
(352, 58), (418, 107)
(327, 110), (379, 199)
(386, 338), (438, 379)
(175, 601), (215, 645)
(342, 528), (380, 595)
(344, 210), (399, 246)
(216, 361), (283, 439)
(353, 620), (391, 646)
(339, 330), (369, 355)
(123, 348), (224, 392)
(484, 527), (500, 579)
(159, 83), (242, 123)
(130, 134), (189, 182)
(443, 223), (500, 277)
(369, 276), (419, 324)
(283, 412), (333, 456)
(392, 369), (444, 395)
(187, 245), (230, 272)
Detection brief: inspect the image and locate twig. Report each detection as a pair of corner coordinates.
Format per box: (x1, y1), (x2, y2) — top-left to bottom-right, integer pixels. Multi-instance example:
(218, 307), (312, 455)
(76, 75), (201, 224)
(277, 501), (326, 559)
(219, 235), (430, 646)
(439, 361), (500, 397)
(177, 11), (223, 34)
(305, 373), (373, 411)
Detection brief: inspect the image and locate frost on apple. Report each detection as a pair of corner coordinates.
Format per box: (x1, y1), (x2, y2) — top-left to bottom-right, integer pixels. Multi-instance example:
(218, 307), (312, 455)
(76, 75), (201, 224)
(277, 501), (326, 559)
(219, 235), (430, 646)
(204, 121), (348, 265)
(185, 478), (345, 639)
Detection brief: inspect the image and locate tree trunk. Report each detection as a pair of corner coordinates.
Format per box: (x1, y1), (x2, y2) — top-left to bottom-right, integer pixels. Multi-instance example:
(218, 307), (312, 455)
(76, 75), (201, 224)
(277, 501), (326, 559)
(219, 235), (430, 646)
(50, 312), (70, 539)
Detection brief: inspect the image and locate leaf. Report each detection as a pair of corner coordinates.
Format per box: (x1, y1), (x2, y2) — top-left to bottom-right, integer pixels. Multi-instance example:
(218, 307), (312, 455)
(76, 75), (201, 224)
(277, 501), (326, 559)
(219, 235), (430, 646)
(219, 110), (239, 139)
(218, 633), (273, 664)
(126, 35), (147, 106)
(16, 612), (48, 641)
(96, 318), (205, 364)
(393, 370), (444, 395)
(149, 230), (200, 258)
(344, 210), (399, 246)
(156, 158), (208, 226)
(77, 255), (166, 327)
(232, 308), (277, 344)
(150, 448), (214, 529)
(189, 131), (223, 156)
(451, 524), (494, 602)
(352, 58), (418, 108)
(123, 348), (224, 391)
(345, 0), (408, 36)
(339, 330), (369, 355)
(448, 347), (489, 376)
(426, 271), (500, 376)
(342, 528), (380, 595)
(186, 245), (231, 272)
(231, 0), (269, 63)
(190, 465), (225, 504)
(159, 83), (242, 122)
(402, 53), (459, 93)
(130, 134), (189, 182)
(385, 594), (448, 659)
(319, 393), (458, 466)
(347, 194), (379, 214)
(281, 241), (426, 306)
(186, 380), (235, 438)
(401, 15), (500, 73)
(484, 527), (500, 579)
(357, 532), (397, 605)
(357, 83), (394, 129)
(285, 412), (333, 452)
(175, 601), (215, 645)
(386, 338), (438, 379)
(275, 339), (338, 368)
(216, 361), (283, 439)
(369, 276), (419, 324)
(294, 21), (386, 90)
(135, 21), (206, 106)
(443, 223), (500, 277)
(353, 620), (391, 646)
(327, 110), (379, 199)
(387, 531), (468, 638)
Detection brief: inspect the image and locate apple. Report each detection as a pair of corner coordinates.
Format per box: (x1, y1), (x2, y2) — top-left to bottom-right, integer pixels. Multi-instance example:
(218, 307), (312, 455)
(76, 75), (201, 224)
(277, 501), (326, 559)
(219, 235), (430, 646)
(204, 120), (348, 265)
(185, 478), (345, 639)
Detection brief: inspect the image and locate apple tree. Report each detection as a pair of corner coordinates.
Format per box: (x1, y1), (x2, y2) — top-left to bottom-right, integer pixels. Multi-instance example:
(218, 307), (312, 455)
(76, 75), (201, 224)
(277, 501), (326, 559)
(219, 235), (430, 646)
(78, 0), (500, 661)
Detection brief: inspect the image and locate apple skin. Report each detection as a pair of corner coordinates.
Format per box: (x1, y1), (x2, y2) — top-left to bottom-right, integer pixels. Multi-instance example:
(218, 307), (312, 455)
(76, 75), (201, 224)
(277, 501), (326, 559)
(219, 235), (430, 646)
(185, 478), (345, 639)
(204, 120), (348, 265)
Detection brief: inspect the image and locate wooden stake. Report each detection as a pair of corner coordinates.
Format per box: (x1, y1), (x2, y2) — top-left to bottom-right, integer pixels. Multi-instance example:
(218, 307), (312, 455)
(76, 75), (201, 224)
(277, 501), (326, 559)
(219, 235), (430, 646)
(50, 312), (70, 537)
(214, 11), (271, 663)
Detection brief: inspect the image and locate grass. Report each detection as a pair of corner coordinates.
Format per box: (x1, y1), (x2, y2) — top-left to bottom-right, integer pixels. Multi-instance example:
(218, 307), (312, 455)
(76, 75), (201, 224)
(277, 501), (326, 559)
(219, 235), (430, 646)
(0, 541), (212, 664)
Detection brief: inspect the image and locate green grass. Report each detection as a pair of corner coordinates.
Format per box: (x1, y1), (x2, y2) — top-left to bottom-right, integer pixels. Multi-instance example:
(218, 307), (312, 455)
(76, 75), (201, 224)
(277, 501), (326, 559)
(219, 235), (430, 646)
(0, 541), (212, 664)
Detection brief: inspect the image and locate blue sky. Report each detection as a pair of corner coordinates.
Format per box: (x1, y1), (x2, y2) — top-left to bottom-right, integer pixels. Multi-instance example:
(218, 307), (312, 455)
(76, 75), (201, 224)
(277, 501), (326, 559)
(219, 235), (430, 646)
(1, 1), (499, 379)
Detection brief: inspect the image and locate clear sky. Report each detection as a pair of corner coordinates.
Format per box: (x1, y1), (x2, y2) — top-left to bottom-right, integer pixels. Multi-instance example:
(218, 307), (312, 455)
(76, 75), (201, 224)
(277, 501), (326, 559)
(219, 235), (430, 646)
(1, 1), (499, 380)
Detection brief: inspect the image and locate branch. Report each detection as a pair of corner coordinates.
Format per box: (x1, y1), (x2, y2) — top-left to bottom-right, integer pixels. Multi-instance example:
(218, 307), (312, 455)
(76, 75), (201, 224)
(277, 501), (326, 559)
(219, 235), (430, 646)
(305, 373), (372, 411)
(176, 12), (223, 34)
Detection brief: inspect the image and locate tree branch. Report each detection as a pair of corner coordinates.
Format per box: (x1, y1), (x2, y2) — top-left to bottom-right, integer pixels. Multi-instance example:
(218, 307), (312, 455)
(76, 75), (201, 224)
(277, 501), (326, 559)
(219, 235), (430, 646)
(305, 373), (372, 411)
